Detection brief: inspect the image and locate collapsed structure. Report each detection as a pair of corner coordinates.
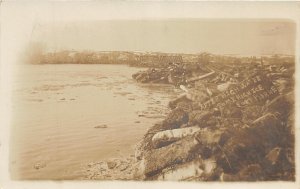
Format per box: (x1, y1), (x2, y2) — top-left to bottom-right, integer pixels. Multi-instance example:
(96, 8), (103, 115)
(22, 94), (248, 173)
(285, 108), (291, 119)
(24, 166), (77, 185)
(133, 60), (295, 181)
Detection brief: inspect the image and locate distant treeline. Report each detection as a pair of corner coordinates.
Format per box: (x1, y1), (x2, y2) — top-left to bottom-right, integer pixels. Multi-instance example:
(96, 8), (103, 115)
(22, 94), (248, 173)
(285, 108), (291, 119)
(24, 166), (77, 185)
(27, 50), (186, 67)
(25, 48), (295, 67)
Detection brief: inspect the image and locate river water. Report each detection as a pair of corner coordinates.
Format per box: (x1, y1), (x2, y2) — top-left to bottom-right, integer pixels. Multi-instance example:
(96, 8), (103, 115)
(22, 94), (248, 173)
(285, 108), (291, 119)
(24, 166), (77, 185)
(10, 64), (180, 180)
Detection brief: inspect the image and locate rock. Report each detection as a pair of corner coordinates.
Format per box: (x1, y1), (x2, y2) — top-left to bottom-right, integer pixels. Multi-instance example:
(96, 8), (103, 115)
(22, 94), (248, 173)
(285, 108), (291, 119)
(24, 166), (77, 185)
(202, 158), (217, 176)
(265, 147), (281, 165)
(138, 122), (167, 153)
(99, 162), (109, 170)
(107, 161), (117, 169)
(83, 157), (137, 180)
(194, 73), (279, 111)
(262, 147), (295, 181)
(132, 72), (142, 79)
(263, 91), (294, 120)
(221, 164), (264, 181)
(195, 129), (224, 146)
(156, 158), (217, 181)
(157, 159), (204, 181)
(133, 159), (146, 180)
(186, 89), (210, 103)
(176, 101), (193, 112)
(189, 110), (212, 126)
(143, 136), (199, 177)
(119, 163), (129, 171)
(152, 126), (201, 148)
(219, 113), (283, 174)
(169, 95), (192, 110)
(135, 73), (145, 80)
(133, 68), (178, 84)
(162, 108), (188, 130)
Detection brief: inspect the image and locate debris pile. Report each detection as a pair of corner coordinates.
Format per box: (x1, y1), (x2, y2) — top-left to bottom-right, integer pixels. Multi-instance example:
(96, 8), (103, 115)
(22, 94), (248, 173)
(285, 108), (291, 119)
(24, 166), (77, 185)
(132, 62), (203, 86)
(133, 61), (295, 181)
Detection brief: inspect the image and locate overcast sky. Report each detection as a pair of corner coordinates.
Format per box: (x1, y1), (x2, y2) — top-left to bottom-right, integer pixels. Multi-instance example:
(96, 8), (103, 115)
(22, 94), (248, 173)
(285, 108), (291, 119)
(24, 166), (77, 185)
(32, 19), (295, 55)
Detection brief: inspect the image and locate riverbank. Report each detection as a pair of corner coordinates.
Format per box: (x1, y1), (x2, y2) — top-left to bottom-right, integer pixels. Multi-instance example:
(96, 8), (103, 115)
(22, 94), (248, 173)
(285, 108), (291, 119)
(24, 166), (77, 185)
(133, 60), (295, 181)
(81, 59), (295, 181)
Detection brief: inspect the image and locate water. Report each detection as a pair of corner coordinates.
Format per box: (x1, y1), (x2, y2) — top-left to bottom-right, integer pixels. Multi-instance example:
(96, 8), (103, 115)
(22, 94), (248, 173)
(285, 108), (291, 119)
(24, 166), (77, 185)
(10, 64), (180, 180)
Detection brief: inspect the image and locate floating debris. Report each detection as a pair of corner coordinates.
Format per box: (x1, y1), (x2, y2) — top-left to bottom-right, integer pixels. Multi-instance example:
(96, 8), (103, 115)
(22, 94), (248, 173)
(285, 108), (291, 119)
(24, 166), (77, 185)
(94, 124), (108, 129)
(34, 162), (46, 170)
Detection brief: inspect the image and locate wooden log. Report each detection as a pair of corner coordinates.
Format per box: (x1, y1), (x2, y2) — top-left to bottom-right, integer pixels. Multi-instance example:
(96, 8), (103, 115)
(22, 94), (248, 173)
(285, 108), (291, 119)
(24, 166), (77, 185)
(186, 71), (216, 83)
(263, 91), (294, 120)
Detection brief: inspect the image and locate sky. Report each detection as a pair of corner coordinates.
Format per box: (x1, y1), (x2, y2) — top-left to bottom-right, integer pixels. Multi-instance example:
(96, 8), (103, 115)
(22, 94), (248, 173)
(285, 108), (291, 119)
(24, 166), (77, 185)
(31, 19), (296, 55)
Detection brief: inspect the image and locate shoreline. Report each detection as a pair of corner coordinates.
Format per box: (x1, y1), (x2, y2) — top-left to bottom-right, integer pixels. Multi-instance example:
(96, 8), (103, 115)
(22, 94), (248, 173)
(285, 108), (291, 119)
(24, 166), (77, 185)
(11, 64), (179, 180)
(82, 58), (295, 181)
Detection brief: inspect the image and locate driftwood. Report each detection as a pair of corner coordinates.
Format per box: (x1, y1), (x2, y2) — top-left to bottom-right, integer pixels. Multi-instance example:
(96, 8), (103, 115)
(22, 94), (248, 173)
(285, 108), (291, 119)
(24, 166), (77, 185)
(186, 71), (215, 83)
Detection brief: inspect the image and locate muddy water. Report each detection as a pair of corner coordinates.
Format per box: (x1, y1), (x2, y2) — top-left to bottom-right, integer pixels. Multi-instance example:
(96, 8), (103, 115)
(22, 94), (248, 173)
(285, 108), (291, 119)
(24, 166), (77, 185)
(10, 64), (180, 180)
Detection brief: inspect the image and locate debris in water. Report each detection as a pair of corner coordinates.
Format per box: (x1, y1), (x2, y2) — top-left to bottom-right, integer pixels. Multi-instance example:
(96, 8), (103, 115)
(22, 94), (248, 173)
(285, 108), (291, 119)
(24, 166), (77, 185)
(94, 124), (108, 129)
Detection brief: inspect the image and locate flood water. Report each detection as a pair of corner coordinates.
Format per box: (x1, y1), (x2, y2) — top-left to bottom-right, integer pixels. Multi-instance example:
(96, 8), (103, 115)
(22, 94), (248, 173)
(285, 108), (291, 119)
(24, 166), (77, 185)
(10, 64), (180, 180)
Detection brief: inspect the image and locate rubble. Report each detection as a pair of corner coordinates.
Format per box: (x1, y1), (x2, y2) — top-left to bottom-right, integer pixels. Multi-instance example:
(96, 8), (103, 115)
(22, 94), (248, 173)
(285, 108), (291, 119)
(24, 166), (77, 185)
(82, 157), (141, 180)
(132, 63), (189, 86)
(157, 159), (205, 181)
(161, 107), (189, 130)
(132, 59), (295, 181)
(220, 164), (264, 181)
(143, 136), (199, 177)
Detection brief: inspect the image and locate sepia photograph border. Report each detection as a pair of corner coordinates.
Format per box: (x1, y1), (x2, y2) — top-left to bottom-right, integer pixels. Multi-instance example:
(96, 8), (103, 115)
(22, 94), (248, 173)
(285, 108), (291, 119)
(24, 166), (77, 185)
(0, 1), (300, 189)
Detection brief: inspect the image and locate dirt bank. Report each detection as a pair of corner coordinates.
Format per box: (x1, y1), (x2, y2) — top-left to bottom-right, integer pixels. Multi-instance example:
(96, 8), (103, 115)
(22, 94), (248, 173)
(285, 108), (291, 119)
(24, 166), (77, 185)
(82, 59), (295, 181)
(132, 60), (295, 181)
